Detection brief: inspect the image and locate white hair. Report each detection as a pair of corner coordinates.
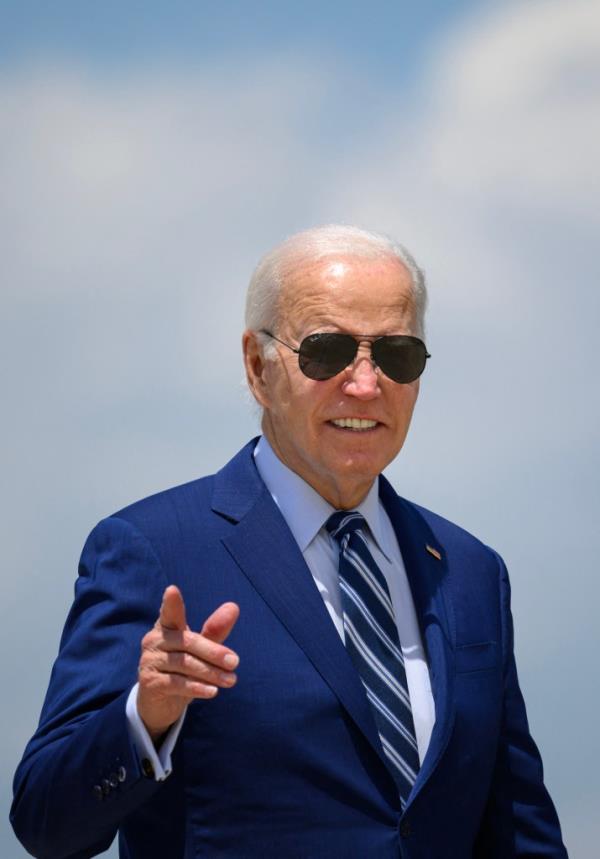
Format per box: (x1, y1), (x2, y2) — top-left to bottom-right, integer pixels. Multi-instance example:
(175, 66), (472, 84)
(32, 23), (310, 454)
(245, 224), (427, 355)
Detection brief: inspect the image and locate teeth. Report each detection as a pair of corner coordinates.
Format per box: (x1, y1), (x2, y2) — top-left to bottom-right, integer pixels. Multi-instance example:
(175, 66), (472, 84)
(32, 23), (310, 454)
(331, 418), (378, 430)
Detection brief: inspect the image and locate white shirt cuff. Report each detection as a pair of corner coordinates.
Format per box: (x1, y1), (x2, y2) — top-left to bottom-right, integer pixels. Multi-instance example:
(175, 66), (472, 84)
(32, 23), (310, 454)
(125, 683), (187, 781)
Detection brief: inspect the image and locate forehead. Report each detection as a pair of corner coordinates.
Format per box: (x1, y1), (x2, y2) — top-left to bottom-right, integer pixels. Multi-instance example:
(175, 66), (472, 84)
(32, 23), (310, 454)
(278, 254), (415, 335)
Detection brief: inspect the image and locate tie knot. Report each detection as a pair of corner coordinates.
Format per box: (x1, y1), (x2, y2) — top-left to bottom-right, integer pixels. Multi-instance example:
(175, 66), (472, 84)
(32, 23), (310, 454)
(325, 511), (366, 544)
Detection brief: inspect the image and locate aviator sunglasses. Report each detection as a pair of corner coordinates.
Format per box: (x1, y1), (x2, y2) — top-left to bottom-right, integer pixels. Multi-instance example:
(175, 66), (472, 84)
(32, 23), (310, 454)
(261, 330), (430, 383)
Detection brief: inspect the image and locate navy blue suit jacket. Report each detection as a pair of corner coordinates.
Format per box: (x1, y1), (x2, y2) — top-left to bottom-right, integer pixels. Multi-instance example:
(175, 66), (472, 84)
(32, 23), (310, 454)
(12, 439), (567, 858)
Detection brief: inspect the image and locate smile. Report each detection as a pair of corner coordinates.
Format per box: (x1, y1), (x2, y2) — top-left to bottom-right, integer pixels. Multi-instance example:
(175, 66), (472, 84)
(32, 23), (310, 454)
(329, 418), (379, 431)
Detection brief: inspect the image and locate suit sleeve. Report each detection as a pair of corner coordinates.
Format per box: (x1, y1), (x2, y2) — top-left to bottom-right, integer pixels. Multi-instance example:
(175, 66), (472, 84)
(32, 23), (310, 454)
(11, 516), (170, 859)
(473, 554), (568, 858)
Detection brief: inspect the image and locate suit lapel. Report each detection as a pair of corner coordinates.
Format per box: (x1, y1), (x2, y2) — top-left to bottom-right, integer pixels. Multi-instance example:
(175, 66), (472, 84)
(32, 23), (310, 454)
(379, 477), (456, 806)
(212, 442), (393, 777)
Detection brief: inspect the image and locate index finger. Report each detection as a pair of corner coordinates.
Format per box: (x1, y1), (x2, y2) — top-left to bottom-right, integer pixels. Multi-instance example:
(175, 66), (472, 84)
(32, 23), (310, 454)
(158, 585), (187, 631)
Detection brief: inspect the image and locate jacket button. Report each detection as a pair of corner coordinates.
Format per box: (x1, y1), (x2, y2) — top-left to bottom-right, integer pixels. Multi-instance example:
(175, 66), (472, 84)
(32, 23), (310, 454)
(117, 765), (127, 783)
(141, 758), (155, 779)
(93, 784), (104, 801)
(400, 820), (412, 838)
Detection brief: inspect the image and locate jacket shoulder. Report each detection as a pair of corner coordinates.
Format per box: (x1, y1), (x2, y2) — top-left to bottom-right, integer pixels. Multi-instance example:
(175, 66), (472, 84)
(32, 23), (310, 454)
(106, 438), (260, 537)
(110, 473), (215, 532)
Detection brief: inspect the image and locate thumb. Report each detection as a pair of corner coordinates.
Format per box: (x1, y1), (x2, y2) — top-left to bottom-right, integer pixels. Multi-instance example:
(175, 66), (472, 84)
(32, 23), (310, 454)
(201, 602), (240, 644)
(158, 585), (187, 631)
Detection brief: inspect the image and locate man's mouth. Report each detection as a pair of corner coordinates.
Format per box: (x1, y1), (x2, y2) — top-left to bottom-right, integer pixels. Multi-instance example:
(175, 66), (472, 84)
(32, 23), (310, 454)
(329, 418), (379, 431)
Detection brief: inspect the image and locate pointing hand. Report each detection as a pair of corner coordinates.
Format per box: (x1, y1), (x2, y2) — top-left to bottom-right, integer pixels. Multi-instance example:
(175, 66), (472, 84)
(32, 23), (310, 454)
(137, 585), (240, 741)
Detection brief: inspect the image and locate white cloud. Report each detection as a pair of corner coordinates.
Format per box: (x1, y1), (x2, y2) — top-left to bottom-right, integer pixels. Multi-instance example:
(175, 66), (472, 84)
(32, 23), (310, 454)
(426, 0), (600, 216)
(0, 53), (337, 300)
(326, 0), (600, 305)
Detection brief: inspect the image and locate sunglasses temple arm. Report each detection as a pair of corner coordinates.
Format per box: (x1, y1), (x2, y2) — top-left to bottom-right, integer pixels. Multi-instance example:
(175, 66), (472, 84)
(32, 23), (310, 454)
(260, 330), (300, 355)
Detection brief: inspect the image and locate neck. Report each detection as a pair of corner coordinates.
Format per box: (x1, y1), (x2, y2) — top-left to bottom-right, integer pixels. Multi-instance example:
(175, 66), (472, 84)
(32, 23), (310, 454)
(260, 425), (375, 510)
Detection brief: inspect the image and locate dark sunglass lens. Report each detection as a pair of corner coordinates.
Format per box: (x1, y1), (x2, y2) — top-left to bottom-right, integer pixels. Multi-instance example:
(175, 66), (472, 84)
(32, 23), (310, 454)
(373, 336), (428, 383)
(298, 333), (357, 380)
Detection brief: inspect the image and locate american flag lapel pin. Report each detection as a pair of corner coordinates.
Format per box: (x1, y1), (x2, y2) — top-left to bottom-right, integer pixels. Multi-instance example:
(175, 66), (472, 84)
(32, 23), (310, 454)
(425, 544), (442, 561)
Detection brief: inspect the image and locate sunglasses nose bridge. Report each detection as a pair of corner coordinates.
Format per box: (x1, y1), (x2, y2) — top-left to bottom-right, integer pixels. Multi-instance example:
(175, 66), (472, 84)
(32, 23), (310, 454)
(345, 339), (380, 380)
(351, 338), (379, 373)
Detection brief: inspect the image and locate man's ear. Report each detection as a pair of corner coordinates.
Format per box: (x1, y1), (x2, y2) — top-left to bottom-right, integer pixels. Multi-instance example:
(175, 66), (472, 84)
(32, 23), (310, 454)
(242, 330), (270, 407)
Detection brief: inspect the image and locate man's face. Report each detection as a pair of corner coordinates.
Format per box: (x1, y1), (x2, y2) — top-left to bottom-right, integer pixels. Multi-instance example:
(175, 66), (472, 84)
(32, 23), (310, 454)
(244, 254), (422, 508)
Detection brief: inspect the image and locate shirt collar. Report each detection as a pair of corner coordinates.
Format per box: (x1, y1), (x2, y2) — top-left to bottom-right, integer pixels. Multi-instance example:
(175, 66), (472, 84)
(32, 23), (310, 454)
(253, 436), (392, 560)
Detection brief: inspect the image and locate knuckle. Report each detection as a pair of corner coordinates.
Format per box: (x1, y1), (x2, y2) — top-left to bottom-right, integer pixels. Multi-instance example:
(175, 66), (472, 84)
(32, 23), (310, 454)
(173, 652), (189, 672)
(177, 651), (208, 679)
(138, 651), (149, 676)
(142, 628), (160, 651)
(165, 672), (182, 690)
(137, 664), (154, 687)
(202, 641), (222, 665)
(182, 629), (200, 653)
(165, 651), (180, 668)
(182, 651), (197, 671)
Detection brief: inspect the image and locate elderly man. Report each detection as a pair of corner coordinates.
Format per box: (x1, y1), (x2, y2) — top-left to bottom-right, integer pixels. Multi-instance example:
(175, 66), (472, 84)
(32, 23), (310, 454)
(12, 225), (566, 858)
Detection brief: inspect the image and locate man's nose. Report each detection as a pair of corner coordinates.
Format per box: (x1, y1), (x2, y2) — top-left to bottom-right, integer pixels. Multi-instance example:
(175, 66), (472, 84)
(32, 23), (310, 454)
(341, 347), (380, 399)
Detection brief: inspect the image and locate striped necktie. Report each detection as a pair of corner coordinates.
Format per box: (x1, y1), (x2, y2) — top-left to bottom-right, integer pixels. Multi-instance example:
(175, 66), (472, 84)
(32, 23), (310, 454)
(326, 510), (420, 807)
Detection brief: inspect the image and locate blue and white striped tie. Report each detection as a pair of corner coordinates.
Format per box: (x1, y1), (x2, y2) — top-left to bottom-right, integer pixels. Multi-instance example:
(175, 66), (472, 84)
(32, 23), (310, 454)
(326, 510), (420, 807)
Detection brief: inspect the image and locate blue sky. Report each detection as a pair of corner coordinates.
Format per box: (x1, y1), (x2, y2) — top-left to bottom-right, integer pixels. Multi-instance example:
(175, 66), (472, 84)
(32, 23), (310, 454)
(2, 1), (599, 856)
(0, 2), (479, 70)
